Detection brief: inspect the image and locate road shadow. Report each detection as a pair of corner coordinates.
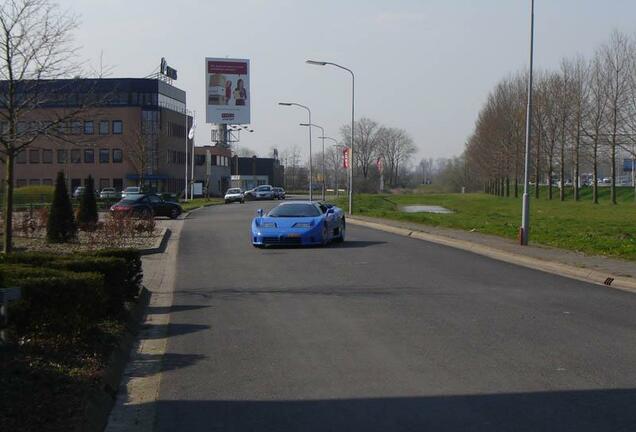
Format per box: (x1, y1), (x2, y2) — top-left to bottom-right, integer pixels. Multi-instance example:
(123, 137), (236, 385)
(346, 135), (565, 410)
(143, 388), (636, 431)
(147, 305), (211, 314)
(140, 323), (210, 339)
(125, 352), (206, 378)
(332, 240), (387, 248)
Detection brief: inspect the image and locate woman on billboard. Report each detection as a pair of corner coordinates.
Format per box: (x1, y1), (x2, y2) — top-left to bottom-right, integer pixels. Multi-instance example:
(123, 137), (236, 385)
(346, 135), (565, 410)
(234, 79), (247, 106)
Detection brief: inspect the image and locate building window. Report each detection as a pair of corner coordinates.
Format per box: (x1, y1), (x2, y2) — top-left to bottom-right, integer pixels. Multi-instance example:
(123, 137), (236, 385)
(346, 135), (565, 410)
(42, 178), (53, 186)
(71, 120), (82, 135)
(71, 149), (81, 163)
(16, 151), (26, 164)
(84, 120), (94, 135)
(84, 149), (94, 163)
(99, 178), (110, 190)
(112, 148), (123, 163)
(57, 149), (67, 164)
(113, 178), (123, 191)
(99, 148), (110, 163)
(16, 179), (27, 188)
(112, 120), (123, 134)
(29, 149), (40, 164)
(42, 149), (53, 164)
(99, 120), (109, 135)
(195, 154), (205, 166)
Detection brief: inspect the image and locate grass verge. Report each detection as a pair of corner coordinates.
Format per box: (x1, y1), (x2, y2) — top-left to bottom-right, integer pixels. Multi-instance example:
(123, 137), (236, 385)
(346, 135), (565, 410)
(333, 187), (636, 261)
(180, 197), (224, 212)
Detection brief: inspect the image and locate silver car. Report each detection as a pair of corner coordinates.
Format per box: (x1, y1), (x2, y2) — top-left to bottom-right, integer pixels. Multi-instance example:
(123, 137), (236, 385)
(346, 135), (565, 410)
(99, 187), (119, 199)
(224, 188), (244, 204)
(254, 185), (275, 200)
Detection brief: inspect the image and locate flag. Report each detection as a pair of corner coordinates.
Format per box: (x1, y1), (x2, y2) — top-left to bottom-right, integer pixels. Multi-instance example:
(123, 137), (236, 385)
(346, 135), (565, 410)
(343, 147), (350, 169)
(188, 126), (195, 140)
(376, 157), (383, 173)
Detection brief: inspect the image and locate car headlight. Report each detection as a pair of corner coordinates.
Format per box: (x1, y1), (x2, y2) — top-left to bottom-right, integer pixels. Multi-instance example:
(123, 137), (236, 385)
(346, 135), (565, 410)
(293, 222), (312, 228)
(260, 222), (276, 228)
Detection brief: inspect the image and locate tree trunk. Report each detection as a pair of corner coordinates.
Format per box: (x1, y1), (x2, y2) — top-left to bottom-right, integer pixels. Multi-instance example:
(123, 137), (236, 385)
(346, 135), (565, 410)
(610, 139), (616, 204)
(534, 141), (541, 199)
(514, 177), (518, 198)
(559, 144), (565, 201)
(548, 158), (553, 200)
(505, 176), (510, 197)
(573, 128), (580, 201)
(3, 152), (15, 253)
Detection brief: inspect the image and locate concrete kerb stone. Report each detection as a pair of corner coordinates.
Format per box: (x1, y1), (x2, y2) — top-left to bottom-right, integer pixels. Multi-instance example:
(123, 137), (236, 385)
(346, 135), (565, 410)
(348, 217), (636, 294)
(138, 227), (171, 256)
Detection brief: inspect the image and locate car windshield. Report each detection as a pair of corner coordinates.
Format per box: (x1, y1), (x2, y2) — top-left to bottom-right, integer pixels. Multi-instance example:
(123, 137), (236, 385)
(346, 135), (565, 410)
(268, 203), (321, 218)
(227, 189), (241, 194)
(121, 194), (144, 203)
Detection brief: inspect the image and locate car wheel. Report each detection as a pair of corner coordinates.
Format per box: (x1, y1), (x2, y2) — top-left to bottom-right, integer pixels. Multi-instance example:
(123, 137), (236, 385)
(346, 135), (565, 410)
(225, 200), (229, 204)
(321, 223), (329, 246)
(169, 207), (180, 219)
(334, 219), (346, 243)
(241, 200), (245, 204)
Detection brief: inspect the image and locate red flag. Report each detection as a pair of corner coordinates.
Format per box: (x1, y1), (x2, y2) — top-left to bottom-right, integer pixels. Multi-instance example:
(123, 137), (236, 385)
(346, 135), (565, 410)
(376, 157), (383, 172)
(343, 147), (350, 169)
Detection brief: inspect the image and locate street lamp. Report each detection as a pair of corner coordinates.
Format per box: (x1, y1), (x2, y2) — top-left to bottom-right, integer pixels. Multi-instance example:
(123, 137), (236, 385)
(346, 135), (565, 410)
(520, 0), (535, 245)
(306, 59), (354, 215)
(300, 123), (326, 201)
(279, 102), (313, 201)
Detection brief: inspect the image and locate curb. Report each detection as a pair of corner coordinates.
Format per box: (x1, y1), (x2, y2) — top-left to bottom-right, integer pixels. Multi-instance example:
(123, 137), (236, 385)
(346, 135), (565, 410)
(348, 217), (636, 294)
(138, 228), (171, 256)
(76, 287), (151, 432)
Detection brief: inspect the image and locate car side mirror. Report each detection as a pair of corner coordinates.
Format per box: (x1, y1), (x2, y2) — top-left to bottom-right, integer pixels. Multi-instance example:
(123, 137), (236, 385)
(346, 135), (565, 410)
(257, 209), (264, 217)
(326, 208), (335, 215)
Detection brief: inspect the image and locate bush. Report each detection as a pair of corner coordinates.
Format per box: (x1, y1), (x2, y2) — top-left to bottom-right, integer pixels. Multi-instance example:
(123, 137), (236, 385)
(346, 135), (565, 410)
(91, 248), (143, 300)
(55, 256), (127, 313)
(77, 175), (98, 229)
(47, 171), (76, 243)
(3, 267), (105, 336)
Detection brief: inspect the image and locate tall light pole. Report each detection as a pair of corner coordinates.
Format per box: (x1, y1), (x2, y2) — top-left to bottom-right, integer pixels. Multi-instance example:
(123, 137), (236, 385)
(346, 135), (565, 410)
(279, 102), (313, 201)
(306, 60), (354, 215)
(300, 123), (326, 201)
(520, 0), (535, 246)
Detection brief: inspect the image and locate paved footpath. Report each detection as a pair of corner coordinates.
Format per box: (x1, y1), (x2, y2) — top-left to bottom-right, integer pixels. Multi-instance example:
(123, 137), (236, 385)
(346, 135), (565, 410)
(109, 202), (636, 431)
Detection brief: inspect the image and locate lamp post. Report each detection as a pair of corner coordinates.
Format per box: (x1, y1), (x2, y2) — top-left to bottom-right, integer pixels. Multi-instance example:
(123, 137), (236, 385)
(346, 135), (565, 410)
(520, 0), (535, 245)
(306, 60), (354, 215)
(278, 102), (313, 201)
(300, 123), (326, 201)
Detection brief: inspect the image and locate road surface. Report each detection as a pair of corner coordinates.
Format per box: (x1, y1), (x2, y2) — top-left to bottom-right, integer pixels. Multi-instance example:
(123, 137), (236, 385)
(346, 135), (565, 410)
(152, 199), (636, 431)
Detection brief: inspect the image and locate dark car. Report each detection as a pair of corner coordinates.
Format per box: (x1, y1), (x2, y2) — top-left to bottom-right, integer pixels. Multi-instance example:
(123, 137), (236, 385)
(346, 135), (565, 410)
(273, 187), (286, 200)
(110, 193), (182, 219)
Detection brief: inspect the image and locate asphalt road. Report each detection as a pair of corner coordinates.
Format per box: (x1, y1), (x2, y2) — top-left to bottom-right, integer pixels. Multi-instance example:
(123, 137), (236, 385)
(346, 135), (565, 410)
(153, 199), (636, 431)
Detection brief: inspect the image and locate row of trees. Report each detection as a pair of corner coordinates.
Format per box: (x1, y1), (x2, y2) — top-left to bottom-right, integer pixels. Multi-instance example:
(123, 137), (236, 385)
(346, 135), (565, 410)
(279, 118), (418, 192)
(464, 30), (636, 204)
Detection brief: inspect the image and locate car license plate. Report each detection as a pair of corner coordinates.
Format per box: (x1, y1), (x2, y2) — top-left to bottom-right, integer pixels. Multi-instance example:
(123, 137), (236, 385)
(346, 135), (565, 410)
(287, 233), (301, 238)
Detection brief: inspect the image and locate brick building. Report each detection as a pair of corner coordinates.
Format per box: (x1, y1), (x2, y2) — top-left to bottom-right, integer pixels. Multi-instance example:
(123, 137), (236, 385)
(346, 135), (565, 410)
(0, 78), (193, 194)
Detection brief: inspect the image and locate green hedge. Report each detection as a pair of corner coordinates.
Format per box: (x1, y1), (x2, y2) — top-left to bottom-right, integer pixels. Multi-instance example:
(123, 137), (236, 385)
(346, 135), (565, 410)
(90, 248), (143, 300)
(2, 265), (105, 336)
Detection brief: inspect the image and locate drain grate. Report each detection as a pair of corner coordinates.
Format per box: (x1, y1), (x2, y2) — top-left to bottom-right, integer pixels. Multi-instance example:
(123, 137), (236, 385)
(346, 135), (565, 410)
(604, 277), (614, 286)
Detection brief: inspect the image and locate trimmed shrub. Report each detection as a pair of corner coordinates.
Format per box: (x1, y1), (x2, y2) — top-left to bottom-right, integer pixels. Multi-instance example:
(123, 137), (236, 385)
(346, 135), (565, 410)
(91, 248), (143, 300)
(77, 175), (98, 229)
(47, 171), (76, 243)
(56, 256), (127, 313)
(5, 268), (105, 336)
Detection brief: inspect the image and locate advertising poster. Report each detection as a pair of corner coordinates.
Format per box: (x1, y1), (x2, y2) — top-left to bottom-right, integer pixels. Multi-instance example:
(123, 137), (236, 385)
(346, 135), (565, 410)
(205, 57), (250, 124)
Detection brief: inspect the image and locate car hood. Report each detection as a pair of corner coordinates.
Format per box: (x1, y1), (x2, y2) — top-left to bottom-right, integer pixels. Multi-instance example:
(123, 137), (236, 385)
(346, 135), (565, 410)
(253, 216), (323, 229)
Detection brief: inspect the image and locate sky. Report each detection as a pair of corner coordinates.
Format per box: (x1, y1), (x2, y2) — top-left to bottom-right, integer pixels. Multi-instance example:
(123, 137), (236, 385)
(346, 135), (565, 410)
(62, 0), (636, 163)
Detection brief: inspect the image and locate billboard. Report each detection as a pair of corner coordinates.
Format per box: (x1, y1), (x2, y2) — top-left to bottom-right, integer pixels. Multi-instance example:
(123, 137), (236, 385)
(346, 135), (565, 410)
(205, 58), (250, 124)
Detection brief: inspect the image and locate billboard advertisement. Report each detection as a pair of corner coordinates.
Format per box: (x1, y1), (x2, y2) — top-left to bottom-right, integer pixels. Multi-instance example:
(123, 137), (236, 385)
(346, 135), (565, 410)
(205, 58), (250, 124)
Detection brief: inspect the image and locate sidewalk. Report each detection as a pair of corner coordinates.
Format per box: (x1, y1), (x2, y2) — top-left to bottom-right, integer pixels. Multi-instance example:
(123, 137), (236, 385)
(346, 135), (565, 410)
(349, 215), (636, 292)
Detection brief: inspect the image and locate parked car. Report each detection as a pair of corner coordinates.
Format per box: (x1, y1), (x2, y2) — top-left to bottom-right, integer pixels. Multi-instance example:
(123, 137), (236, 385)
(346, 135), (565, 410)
(99, 187), (119, 200)
(121, 186), (141, 198)
(254, 185), (275, 200)
(73, 186), (97, 199)
(273, 187), (286, 200)
(110, 193), (182, 219)
(224, 188), (244, 204)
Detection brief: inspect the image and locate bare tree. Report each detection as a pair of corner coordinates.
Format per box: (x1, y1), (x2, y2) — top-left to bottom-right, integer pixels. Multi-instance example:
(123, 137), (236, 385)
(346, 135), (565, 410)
(340, 117), (381, 179)
(377, 127), (416, 187)
(0, 0), (90, 252)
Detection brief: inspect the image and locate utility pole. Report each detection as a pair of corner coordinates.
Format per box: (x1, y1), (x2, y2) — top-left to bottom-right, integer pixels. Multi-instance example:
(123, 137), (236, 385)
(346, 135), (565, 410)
(520, 0), (535, 246)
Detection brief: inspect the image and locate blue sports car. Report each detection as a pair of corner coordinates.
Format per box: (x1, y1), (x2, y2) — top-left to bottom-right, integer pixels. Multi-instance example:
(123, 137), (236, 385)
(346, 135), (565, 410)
(251, 201), (346, 247)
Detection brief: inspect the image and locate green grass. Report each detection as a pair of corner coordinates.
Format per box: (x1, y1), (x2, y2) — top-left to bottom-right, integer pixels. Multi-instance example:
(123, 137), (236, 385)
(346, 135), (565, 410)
(13, 185), (55, 205)
(180, 197), (224, 212)
(333, 186), (636, 261)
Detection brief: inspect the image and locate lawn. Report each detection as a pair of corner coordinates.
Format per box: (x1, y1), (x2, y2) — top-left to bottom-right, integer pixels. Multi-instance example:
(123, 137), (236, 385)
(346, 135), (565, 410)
(180, 197), (224, 212)
(334, 186), (636, 261)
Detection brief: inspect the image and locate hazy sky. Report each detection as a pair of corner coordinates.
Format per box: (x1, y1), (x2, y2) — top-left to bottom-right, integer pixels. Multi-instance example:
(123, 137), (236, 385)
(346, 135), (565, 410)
(63, 0), (635, 162)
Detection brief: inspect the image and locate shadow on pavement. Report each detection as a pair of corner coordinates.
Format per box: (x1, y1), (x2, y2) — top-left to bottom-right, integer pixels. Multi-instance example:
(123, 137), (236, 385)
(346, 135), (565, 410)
(140, 323), (210, 339)
(333, 240), (387, 248)
(126, 353), (206, 378)
(147, 305), (211, 314)
(147, 388), (636, 431)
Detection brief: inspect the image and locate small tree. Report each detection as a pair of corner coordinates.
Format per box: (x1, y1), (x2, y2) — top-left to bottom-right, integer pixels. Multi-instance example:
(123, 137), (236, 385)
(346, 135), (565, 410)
(77, 175), (98, 229)
(47, 171), (76, 243)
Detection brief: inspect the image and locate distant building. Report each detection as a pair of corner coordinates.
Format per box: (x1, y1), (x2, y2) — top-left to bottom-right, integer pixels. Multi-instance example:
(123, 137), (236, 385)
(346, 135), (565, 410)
(0, 78), (193, 193)
(230, 156), (284, 190)
(192, 145), (232, 196)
